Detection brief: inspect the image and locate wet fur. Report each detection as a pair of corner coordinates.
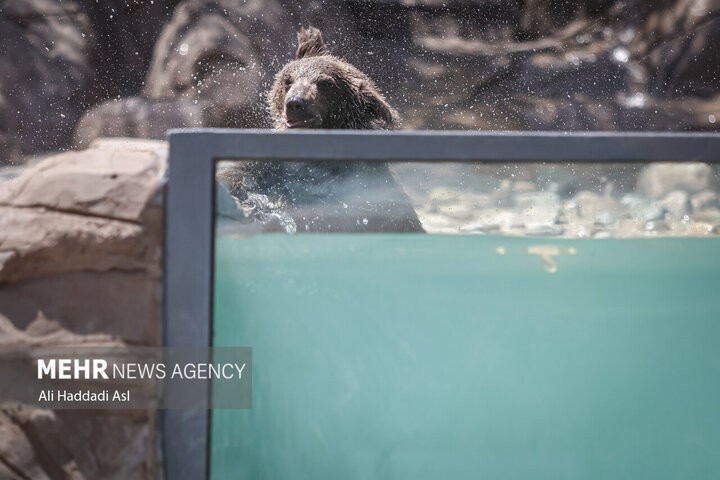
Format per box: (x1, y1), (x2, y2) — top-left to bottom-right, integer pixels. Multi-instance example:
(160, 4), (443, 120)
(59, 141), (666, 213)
(268, 27), (400, 130)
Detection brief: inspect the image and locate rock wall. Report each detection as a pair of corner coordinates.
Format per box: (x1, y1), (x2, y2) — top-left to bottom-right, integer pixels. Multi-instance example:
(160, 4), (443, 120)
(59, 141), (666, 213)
(0, 138), (166, 479)
(0, 0), (94, 164)
(2, 0), (719, 162)
(72, 0), (720, 145)
(0, 0), (179, 164)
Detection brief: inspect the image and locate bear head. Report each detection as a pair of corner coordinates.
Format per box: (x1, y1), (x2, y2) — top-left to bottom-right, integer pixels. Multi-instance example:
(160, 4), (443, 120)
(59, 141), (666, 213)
(268, 27), (400, 130)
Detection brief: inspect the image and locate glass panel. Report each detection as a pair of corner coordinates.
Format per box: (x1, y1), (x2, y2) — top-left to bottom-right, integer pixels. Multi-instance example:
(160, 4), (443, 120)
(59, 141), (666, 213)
(216, 159), (720, 238)
(211, 159), (720, 479)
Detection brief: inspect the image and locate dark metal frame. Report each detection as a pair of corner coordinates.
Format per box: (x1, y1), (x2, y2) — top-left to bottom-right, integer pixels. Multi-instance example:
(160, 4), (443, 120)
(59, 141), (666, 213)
(162, 128), (720, 480)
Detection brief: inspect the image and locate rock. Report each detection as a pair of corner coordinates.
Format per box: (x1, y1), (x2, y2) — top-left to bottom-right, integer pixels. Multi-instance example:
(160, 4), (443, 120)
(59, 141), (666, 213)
(613, 218), (648, 238)
(461, 209), (516, 233)
(0, 141), (165, 478)
(0, 207), (154, 283)
(55, 0), (720, 144)
(643, 1), (720, 98)
(87, 137), (169, 156)
(513, 191), (562, 225)
(73, 97), (205, 146)
(691, 190), (719, 212)
(620, 193), (646, 209)
(621, 192), (670, 221)
(636, 162), (713, 199)
(636, 204), (667, 222)
(511, 181), (537, 193)
(645, 219), (670, 233)
(525, 223), (564, 236)
(0, 410), (52, 480)
(74, 0), (291, 143)
(659, 190), (690, 218)
(0, 134), (21, 166)
(6, 0), (720, 154)
(693, 207), (720, 224)
(74, 0), (180, 98)
(0, 0), (94, 157)
(594, 211), (616, 226)
(74, 0), (293, 142)
(681, 222), (714, 236)
(0, 312), (118, 347)
(0, 164), (27, 186)
(0, 0), (179, 159)
(566, 191), (621, 225)
(0, 144), (165, 224)
(0, 407), (158, 480)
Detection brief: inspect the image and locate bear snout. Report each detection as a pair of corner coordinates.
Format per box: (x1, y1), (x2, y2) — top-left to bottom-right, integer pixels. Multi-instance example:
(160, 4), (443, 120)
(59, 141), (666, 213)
(284, 95), (320, 128)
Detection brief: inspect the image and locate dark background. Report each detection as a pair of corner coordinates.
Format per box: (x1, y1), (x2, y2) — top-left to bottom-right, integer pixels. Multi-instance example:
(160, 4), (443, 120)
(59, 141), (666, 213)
(2, 0), (720, 164)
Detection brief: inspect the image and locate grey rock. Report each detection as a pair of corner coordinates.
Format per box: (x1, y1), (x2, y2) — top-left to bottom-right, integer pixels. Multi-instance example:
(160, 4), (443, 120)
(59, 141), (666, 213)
(637, 162), (713, 199)
(0, 134), (21, 166)
(636, 204), (667, 222)
(691, 190), (720, 212)
(620, 193), (647, 209)
(693, 207), (720, 224)
(74, 97), (205, 146)
(621, 192), (668, 221)
(0, 407), (158, 480)
(659, 190), (690, 218)
(645, 219), (670, 232)
(594, 211), (616, 226)
(525, 223), (565, 236)
(568, 191), (620, 222)
(0, 0), (93, 156)
(644, 1), (720, 98)
(513, 191), (562, 225)
(7, 0), (720, 157)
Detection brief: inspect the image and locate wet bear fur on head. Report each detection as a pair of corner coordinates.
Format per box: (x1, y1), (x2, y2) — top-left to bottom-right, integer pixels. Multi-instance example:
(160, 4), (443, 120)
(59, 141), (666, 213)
(218, 27), (423, 233)
(269, 27), (400, 130)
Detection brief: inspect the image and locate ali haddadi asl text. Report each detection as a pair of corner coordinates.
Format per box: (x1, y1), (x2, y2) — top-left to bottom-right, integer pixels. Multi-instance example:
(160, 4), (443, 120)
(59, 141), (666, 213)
(38, 389), (130, 402)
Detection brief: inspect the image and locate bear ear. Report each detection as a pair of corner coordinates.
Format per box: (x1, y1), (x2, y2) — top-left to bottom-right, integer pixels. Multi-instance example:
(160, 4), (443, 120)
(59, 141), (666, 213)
(296, 26), (328, 59)
(360, 82), (401, 130)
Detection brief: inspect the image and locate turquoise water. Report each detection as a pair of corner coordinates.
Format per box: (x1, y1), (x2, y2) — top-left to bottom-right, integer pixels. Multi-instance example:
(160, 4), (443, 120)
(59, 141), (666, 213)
(211, 234), (720, 479)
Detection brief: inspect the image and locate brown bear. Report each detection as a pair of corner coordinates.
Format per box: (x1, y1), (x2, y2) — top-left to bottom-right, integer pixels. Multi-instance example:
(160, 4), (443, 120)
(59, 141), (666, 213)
(268, 27), (400, 130)
(217, 27), (423, 234)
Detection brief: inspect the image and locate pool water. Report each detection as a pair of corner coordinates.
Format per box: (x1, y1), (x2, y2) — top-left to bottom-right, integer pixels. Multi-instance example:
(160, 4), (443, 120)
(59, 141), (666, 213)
(212, 234), (720, 479)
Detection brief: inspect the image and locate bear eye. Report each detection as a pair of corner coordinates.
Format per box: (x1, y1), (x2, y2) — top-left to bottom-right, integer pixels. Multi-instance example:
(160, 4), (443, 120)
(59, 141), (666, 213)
(284, 77), (293, 88)
(316, 76), (336, 88)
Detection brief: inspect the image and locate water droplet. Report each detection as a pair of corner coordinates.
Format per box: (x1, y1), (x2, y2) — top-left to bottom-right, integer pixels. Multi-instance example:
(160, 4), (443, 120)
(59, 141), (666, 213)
(576, 33), (592, 44)
(612, 47), (630, 64)
(178, 43), (189, 55)
(622, 92), (647, 109)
